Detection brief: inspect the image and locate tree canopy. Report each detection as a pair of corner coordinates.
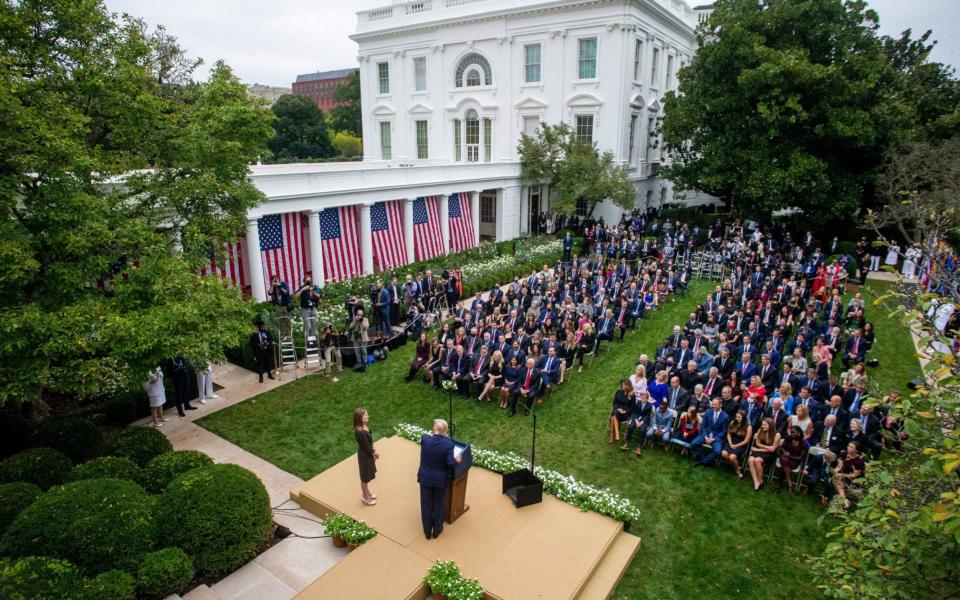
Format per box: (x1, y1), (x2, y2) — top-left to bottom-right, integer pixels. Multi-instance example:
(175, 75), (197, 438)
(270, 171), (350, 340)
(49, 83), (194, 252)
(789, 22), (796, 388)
(0, 0), (274, 406)
(267, 94), (335, 161)
(517, 122), (635, 216)
(330, 70), (361, 138)
(660, 0), (958, 225)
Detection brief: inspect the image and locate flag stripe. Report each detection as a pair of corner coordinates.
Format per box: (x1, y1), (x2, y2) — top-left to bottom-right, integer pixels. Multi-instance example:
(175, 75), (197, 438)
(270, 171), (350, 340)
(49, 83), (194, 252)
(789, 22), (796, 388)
(371, 200), (407, 271)
(321, 205), (362, 282)
(414, 196), (444, 261)
(449, 192), (476, 253)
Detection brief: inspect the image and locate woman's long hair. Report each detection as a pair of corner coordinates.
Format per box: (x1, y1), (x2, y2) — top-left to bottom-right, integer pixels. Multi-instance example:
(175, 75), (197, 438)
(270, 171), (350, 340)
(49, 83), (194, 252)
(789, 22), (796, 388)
(352, 407), (367, 430)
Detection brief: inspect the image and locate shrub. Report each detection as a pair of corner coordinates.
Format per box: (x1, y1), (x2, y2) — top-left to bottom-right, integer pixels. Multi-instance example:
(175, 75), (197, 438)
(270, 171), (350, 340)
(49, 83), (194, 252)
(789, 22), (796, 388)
(3, 478), (156, 574)
(0, 447), (73, 490)
(36, 417), (104, 463)
(68, 456), (141, 484)
(108, 427), (172, 467)
(0, 482), (41, 536)
(0, 556), (83, 600)
(104, 394), (149, 425)
(83, 569), (136, 600)
(142, 450), (213, 494)
(137, 547), (194, 598)
(157, 464), (271, 575)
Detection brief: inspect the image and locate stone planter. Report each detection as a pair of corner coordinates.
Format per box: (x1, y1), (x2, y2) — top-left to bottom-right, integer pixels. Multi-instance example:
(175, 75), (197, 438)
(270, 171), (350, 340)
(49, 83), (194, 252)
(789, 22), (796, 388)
(347, 542), (359, 551)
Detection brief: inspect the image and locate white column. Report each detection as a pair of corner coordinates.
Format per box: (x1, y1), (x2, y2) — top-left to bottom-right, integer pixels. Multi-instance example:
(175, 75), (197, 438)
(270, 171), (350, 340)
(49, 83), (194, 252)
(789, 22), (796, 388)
(403, 198), (415, 264)
(519, 186), (529, 235)
(439, 194), (451, 254)
(245, 218), (266, 301)
(359, 202), (374, 275)
(307, 209), (324, 287)
(500, 185), (523, 241)
(470, 190), (481, 245)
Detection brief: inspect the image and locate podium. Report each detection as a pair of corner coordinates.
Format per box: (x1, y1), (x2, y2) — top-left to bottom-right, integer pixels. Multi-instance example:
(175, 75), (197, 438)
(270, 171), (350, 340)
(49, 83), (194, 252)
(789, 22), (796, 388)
(444, 439), (472, 524)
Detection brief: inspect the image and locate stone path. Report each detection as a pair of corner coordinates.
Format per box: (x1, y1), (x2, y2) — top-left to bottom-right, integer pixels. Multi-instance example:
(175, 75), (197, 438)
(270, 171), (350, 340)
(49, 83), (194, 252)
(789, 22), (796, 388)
(138, 362), (346, 600)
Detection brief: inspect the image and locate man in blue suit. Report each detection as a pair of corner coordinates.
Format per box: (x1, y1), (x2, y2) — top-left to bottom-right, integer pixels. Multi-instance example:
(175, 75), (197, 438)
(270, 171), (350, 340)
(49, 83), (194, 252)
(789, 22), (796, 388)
(692, 398), (730, 467)
(734, 351), (756, 381)
(417, 419), (462, 540)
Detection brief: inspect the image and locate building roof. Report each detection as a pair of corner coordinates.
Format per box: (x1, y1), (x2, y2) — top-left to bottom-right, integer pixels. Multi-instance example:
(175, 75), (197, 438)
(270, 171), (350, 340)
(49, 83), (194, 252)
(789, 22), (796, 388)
(692, 3), (715, 9)
(295, 68), (357, 83)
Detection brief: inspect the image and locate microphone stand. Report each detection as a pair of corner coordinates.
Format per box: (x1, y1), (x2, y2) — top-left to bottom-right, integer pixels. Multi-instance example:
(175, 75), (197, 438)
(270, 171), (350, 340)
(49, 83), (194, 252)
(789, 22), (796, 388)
(448, 386), (455, 439)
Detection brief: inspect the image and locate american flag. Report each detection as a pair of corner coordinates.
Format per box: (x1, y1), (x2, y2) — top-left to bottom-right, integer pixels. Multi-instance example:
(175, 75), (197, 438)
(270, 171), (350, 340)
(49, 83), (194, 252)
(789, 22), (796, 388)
(448, 192), (476, 252)
(371, 200), (406, 271)
(321, 205), (362, 282)
(199, 239), (247, 287)
(258, 213), (308, 289)
(413, 196), (444, 261)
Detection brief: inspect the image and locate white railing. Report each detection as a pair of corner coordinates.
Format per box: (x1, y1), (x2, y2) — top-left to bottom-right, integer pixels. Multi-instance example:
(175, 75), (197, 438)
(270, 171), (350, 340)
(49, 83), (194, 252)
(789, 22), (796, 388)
(444, 0), (487, 7)
(405, 1), (432, 15)
(366, 7), (394, 21)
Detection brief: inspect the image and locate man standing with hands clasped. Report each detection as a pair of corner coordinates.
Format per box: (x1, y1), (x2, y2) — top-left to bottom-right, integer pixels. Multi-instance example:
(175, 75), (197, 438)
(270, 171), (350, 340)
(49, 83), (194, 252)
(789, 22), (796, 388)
(417, 419), (462, 540)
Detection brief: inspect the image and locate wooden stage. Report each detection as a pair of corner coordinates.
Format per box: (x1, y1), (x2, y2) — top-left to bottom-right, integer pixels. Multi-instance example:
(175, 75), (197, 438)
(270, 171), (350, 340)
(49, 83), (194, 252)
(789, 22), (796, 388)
(291, 436), (640, 599)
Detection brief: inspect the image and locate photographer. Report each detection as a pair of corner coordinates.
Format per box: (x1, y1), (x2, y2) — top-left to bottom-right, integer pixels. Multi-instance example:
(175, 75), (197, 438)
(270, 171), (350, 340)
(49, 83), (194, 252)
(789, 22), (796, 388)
(350, 308), (370, 373)
(321, 322), (343, 381)
(346, 293), (365, 319)
(295, 275), (321, 346)
(374, 280), (391, 338)
(249, 320), (275, 383)
(269, 276), (293, 340)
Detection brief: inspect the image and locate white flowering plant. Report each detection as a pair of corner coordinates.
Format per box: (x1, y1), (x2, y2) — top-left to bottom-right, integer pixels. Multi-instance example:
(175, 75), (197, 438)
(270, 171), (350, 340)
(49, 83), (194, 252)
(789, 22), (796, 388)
(394, 424), (640, 522)
(423, 560), (485, 600)
(323, 513), (377, 545)
(441, 379), (457, 391)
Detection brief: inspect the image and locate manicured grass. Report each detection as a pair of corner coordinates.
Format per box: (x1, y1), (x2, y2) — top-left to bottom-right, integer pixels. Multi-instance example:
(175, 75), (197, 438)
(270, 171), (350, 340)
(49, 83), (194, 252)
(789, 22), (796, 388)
(850, 279), (924, 393)
(199, 278), (919, 599)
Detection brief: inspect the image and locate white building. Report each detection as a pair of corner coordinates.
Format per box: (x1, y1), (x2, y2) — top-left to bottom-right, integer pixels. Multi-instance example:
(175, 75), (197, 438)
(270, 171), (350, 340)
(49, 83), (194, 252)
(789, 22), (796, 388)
(243, 0), (702, 300)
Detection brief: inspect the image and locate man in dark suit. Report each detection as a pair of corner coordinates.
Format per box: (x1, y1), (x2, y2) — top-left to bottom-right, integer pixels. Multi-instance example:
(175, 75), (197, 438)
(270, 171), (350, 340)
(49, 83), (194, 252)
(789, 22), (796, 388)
(758, 355), (777, 394)
(734, 352), (756, 381)
(537, 347), (561, 390)
(432, 340), (455, 388)
(417, 419), (462, 540)
(468, 345), (490, 397)
(765, 397), (789, 435)
(778, 363), (801, 395)
(678, 360), (704, 392)
(739, 396), (763, 429)
(807, 414), (847, 489)
(509, 358), (542, 416)
(713, 347), (734, 380)
(794, 387), (822, 423)
(249, 320), (275, 383)
(666, 376), (689, 414)
(703, 368), (724, 399)
(843, 381), (868, 414)
(820, 395), (850, 432)
(450, 345), (471, 396)
(842, 328), (867, 368)
(692, 398), (730, 467)
(853, 406), (883, 459)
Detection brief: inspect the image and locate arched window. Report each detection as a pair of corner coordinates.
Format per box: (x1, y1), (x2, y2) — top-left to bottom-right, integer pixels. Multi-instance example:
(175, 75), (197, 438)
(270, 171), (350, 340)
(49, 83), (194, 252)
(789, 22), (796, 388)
(455, 53), (492, 87)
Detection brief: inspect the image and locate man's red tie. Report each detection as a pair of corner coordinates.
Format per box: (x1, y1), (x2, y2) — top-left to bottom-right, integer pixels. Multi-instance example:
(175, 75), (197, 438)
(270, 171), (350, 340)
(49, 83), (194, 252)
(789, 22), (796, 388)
(524, 370), (532, 389)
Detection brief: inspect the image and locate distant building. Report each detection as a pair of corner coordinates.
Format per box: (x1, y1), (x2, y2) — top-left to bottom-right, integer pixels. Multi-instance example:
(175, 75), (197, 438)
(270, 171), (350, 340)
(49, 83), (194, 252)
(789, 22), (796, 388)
(292, 68), (357, 112)
(247, 83), (291, 105)
(692, 3), (715, 24)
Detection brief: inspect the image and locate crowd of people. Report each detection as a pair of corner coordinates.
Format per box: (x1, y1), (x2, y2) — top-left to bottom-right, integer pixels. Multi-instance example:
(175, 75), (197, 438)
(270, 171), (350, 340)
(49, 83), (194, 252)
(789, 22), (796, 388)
(600, 215), (903, 508)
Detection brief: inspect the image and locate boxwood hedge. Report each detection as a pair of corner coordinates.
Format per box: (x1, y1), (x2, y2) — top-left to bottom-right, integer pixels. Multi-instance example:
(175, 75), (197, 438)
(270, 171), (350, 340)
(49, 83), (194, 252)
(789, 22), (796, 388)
(108, 427), (172, 467)
(141, 450), (213, 494)
(0, 448), (73, 490)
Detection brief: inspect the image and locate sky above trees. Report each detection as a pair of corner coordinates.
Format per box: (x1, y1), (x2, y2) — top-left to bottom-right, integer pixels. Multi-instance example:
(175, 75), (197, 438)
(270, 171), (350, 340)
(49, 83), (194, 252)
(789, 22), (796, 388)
(103, 0), (959, 87)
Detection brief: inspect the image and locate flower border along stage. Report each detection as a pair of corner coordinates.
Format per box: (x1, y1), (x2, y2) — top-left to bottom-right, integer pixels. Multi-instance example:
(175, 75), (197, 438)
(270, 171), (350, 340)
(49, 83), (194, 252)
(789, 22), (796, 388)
(394, 423), (640, 523)
(423, 560), (485, 600)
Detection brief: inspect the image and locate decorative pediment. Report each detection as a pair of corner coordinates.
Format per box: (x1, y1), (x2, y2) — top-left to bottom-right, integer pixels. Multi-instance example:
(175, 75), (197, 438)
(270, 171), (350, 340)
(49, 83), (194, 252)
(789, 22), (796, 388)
(371, 103), (396, 117)
(629, 93), (645, 109)
(647, 98), (661, 112)
(514, 96), (548, 111)
(566, 93), (603, 108)
(407, 102), (433, 115)
(445, 96), (499, 113)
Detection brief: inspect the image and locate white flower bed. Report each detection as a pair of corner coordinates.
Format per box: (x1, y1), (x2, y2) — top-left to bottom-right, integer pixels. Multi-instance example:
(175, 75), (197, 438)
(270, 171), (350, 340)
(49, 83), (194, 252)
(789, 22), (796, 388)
(394, 423), (640, 522)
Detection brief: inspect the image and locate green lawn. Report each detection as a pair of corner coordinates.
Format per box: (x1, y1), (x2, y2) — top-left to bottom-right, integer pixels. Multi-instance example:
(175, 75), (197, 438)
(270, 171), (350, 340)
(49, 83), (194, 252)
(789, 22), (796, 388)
(200, 277), (919, 600)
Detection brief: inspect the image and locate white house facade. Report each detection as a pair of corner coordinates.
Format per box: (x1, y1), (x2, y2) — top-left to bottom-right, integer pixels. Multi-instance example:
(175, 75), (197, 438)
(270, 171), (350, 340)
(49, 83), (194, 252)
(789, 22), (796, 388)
(242, 0), (703, 300)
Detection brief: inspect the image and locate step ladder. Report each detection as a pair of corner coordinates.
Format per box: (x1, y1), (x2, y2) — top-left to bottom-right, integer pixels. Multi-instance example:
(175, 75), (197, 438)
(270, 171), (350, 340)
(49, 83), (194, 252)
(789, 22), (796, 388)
(303, 316), (322, 369)
(277, 315), (298, 378)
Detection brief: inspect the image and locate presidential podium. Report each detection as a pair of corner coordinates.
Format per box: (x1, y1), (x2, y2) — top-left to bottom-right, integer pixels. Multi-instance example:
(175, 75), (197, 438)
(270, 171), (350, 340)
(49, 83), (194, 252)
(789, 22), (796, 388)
(444, 439), (472, 524)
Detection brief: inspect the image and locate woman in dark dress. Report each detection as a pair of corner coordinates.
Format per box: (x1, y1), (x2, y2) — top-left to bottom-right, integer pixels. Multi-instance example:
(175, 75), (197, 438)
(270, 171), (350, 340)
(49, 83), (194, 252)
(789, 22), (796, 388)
(499, 355), (521, 409)
(353, 407), (379, 506)
(423, 339), (443, 387)
(406, 334), (432, 382)
(608, 379), (634, 444)
(721, 410), (752, 479)
(777, 425), (808, 492)
(477, 350), (505, 402)
(747, 417), (781, 491)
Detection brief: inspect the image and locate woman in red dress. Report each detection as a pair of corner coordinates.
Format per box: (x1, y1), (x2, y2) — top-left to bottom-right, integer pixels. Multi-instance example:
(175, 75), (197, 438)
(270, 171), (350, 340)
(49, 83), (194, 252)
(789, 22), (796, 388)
(812, 265), (828, 303)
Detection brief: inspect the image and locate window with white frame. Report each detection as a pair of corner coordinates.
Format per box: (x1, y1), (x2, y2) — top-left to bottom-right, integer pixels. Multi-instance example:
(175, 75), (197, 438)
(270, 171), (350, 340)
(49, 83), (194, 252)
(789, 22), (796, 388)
(413, 57), (427, 91)
(379, 121), (392, 159)
(453, 119), (461, 161)
(524, 44), (542, 83)
(522, 115), (540, 137)
(465, 110), (480, 162)
(415, 120), (428, 159)
(455, 53), (492, 87)
(575, 114), (594, 144)
(377, 62), (390, 94)
(633, 39), (643, 81)
(650, 48), (659, 86)
(578, 37), (597, 79)
(666, 55), (674, 90)
(628, 114), (638, 163)
(483, 118), (492, 162)
(575, 198), (589, 217)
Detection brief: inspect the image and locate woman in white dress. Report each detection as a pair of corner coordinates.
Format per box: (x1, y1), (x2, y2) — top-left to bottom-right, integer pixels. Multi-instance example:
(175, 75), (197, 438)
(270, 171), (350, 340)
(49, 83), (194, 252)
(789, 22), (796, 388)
(884, 243), (900, 268)
(901, 246), (920, 279)
(629, 364), (648, 399)
(143, 367), (168, 428)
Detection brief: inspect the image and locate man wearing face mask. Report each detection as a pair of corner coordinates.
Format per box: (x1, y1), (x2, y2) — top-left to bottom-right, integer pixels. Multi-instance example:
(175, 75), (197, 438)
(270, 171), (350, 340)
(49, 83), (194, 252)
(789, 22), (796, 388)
(295, 275), (321, 347)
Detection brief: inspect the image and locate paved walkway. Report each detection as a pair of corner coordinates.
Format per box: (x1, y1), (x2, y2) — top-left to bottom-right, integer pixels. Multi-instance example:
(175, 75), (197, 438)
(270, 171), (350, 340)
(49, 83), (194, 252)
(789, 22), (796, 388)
(139, 363), (346, 600)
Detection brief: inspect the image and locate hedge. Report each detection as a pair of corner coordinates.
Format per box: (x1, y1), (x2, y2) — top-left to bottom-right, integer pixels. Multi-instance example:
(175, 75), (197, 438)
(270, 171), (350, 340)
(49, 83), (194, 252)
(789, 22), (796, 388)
(156, 464), (272, 575)
(0, 482), (41, 536)
(0, 448), (73, 490)
(137, 547), (194, 598)
(83, 569), (136, 600)
(0, 413), (33, 460)
(0, 556), (83, 600)
(67, 456), (142, 484)
(36, 417), (104, 463)
(108, 427), (173, 467)
(141, 450), (213, 494)
(3, 478), (157, 575)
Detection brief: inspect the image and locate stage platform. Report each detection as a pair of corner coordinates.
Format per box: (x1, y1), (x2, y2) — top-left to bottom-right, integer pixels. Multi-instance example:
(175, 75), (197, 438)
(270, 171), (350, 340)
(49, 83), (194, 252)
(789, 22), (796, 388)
(292, 436), (640, 600)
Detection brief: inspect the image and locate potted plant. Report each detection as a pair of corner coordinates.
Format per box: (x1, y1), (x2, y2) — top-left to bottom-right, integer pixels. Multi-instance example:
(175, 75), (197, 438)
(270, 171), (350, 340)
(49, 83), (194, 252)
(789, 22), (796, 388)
(323, 513), (353, 548)
(340, 518), (377, 550)
(423, 560), (485, 600)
